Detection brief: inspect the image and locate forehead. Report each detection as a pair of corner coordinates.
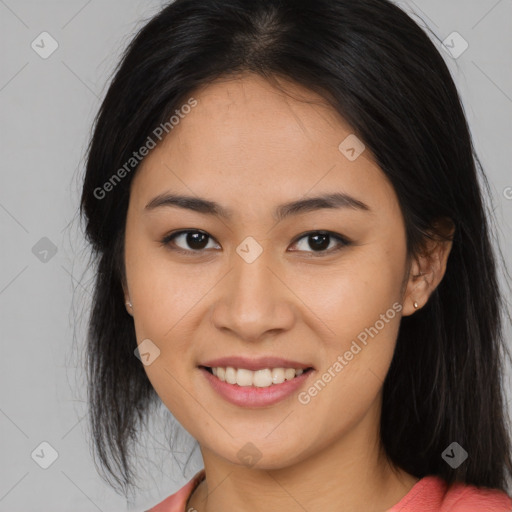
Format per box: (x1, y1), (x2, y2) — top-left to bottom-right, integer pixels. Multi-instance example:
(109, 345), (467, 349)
(161, 73), (358, 162)
(130, 73), (397, 217)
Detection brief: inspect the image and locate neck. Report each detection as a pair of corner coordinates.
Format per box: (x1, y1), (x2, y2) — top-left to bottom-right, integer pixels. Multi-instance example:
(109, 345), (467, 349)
(186, 397), (419, 512)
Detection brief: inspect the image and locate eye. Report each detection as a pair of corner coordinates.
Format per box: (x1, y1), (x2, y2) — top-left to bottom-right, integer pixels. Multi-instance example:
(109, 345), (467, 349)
(161, 230), (220, 254)
(289, 230), (351, 256)
(161, 229), (350, 257)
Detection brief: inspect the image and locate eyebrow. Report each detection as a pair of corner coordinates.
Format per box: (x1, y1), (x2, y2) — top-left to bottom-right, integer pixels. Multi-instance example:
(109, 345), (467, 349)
(144, 191), (371, 222)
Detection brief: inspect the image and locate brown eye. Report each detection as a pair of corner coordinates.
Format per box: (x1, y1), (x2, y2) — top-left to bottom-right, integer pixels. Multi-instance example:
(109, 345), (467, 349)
(161, 229), (351, 257)
(289, 231), (351, 256)
(162, 230), (219, 253)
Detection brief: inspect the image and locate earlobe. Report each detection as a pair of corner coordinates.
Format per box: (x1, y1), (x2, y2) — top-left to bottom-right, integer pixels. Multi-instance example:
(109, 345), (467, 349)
(122, 283), (134, 315)
(401, 264), (429, 316)
(401, 219), (455, 317)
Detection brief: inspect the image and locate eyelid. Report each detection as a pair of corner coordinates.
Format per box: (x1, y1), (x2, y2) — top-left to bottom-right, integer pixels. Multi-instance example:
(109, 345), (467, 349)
(290, 230), (351, 245)
(161, 229), (351, 256)
(161, 229), (220, 254)
(288, 230), (351, 255)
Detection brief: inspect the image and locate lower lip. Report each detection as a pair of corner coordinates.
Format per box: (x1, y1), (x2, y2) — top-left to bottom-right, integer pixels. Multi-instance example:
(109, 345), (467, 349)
(200, 367), (314, 407)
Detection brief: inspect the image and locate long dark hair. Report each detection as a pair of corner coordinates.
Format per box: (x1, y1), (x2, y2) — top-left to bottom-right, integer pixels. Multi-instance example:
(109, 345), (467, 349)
(79, 0), (512, 498)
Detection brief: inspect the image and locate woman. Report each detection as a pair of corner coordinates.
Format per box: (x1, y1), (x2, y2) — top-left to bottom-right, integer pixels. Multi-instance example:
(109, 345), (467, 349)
(80, 0), (512, 510)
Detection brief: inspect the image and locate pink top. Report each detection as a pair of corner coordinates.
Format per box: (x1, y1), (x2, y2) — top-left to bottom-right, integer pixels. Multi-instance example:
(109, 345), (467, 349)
(146, 468), (512, 511)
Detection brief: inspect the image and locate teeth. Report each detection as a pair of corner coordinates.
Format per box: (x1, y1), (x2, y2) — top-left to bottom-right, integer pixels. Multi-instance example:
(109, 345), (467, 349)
(210, 366), (306, 387)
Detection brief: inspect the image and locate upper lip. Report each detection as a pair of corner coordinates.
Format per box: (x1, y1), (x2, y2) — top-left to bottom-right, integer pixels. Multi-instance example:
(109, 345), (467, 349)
(200, 356), (314, 371)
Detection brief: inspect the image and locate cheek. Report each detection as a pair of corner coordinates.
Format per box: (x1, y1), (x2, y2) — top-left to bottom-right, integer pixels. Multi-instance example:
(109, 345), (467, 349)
(293, 247), (404, 344)
(125, 231), (202, 339)
(293, 247), (404, 405)
(124, 229), (206, 414)
(127, 257), (201, 420)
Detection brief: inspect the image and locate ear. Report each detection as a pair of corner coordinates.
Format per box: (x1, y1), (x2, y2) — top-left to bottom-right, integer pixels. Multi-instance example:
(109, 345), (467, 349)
(402, 217), (455, 316)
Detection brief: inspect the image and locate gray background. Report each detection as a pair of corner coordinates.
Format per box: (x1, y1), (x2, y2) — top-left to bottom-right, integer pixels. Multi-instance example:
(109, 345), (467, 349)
(0, 0), (511, 510)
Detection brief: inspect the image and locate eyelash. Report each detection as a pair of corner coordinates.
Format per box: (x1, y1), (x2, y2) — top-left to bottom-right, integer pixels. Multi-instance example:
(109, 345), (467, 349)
(160, 229), (351, 257)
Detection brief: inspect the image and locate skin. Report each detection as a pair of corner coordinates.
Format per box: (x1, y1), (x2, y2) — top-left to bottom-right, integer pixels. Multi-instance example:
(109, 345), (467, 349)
(122, 72), (454, 512)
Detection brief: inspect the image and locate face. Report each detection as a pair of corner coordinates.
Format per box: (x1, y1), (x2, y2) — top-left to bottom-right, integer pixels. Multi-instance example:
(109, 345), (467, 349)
(123, 73), (415, 469)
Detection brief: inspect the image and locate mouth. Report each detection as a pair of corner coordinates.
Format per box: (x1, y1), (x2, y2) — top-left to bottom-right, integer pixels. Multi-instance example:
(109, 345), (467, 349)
(199, 364), (315, 407)
(199, 365), (315, 388)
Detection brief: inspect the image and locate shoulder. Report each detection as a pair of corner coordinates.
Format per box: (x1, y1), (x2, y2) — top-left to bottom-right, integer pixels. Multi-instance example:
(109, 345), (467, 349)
(146, 469), (206, 512)
(441, 479), (512, 511)
(388, 475), (512, 512)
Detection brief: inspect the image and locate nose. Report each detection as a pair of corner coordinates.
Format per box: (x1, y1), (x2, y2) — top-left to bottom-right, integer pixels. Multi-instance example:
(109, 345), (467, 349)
(210, 248), (296, 343)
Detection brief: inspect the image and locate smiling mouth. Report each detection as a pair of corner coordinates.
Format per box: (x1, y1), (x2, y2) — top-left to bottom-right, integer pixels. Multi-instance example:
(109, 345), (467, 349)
(200, 365), (314, 388)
